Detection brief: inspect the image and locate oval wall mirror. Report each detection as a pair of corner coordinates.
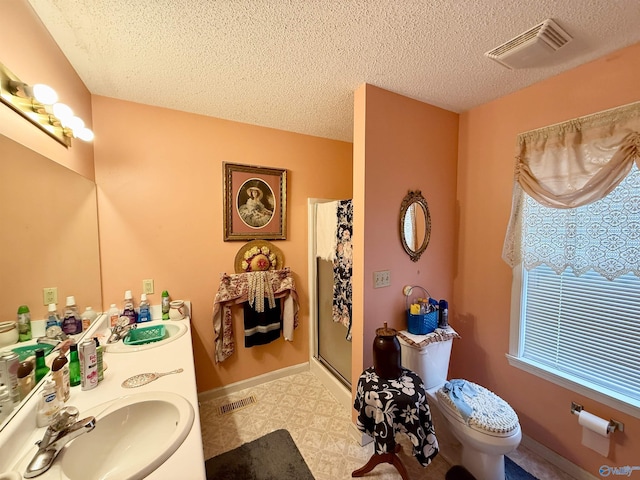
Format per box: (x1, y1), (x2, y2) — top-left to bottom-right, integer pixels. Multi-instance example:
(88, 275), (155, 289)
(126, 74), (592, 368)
(399, 190), (431, 262)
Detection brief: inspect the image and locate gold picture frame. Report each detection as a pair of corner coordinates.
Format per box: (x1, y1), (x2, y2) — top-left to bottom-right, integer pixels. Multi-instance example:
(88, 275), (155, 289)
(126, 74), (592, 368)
(223, 162), (287, 241)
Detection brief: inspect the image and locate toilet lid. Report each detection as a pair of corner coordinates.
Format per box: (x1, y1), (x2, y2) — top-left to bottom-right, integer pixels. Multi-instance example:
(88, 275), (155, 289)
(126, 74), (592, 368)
(437, 380), (519, 437)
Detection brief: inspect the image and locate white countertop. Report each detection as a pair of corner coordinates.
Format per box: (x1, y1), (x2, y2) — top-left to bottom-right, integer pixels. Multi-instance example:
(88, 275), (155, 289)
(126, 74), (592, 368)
(0, 314), (205, 479)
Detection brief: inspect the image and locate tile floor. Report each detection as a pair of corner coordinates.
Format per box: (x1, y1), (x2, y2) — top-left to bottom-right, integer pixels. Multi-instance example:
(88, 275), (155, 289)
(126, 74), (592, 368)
(199, 371), (576, 479)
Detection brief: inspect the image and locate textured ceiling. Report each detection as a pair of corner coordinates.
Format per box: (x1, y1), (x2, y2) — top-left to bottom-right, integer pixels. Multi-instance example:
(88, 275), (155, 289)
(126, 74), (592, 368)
(27, 0), (640, 142)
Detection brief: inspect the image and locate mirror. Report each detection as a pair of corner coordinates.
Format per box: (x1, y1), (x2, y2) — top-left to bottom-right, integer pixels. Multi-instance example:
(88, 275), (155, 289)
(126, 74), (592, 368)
(400, 190), (431, 262)
(0, 133), (102, 431)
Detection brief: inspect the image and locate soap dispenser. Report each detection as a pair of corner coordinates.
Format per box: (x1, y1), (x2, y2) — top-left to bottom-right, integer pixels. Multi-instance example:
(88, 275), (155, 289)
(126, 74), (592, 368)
(36, 380), (62, 427)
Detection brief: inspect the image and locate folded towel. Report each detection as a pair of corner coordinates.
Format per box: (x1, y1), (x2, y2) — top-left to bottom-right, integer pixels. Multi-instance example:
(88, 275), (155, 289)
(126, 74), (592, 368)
(316, 201), (338, 261)
(442, 379), (477, 423)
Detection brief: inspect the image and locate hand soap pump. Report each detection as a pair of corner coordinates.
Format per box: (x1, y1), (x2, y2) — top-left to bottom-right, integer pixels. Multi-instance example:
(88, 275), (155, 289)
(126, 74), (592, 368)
(36, 380), (62, 427)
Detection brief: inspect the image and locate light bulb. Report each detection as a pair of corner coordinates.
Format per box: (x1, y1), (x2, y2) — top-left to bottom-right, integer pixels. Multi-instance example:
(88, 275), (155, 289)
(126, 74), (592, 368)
(32, 84), (58, 105)
(76, 127), (94, 142)
(67, 116), (85, 131)
(52, 103), (73, 122)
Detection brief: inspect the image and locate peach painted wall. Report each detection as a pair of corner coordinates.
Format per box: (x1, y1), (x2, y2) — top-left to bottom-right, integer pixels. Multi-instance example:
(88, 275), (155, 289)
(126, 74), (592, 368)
(455, 42), (640, 474)
(351, 84), (458, 400)
(91, 95), (352, 391)
(0, 0), (94, 180)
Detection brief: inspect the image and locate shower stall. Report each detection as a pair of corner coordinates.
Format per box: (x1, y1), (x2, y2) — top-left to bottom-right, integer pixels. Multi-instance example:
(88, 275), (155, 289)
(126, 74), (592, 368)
(307, 199), (352, 409)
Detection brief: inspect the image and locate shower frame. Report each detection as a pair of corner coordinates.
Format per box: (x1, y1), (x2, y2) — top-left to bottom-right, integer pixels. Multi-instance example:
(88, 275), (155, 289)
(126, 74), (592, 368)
(307, 198), (352, 410)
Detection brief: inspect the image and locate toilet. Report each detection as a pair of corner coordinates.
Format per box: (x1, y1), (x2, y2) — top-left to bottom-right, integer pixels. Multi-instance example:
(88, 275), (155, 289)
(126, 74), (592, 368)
(397, 329), (521, 480)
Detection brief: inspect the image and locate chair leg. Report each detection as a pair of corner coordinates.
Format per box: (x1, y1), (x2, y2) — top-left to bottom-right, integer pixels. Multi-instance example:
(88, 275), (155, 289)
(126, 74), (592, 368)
(352, 444), (409, 480)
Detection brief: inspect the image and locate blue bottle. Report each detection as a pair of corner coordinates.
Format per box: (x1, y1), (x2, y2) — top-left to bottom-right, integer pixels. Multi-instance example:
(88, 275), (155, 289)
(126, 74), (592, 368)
(46, 303), (61, 329)
(138, 294), (152, 323)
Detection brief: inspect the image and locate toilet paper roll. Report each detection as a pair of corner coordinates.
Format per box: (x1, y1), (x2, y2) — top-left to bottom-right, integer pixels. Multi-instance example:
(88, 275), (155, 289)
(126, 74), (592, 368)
(578, 410), (611, 456)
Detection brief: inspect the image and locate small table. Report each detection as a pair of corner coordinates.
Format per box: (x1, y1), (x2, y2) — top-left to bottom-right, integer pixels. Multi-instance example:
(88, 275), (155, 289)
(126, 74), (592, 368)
(353, 367), (439, 479)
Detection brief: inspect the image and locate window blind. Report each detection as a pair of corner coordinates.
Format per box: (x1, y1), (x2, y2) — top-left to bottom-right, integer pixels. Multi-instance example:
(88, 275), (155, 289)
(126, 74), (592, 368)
(523, 265), (640, 401)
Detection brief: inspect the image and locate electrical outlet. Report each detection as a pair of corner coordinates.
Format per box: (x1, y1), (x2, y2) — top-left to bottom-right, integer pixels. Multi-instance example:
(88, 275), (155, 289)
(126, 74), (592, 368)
(43, 287), (58, 305)
(143, 279), (154, 295)
(374, 270), (391, 288)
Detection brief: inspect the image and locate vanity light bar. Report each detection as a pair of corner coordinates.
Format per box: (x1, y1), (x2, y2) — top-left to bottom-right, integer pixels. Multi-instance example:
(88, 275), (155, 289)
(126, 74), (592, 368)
(0, 61), (93, 147)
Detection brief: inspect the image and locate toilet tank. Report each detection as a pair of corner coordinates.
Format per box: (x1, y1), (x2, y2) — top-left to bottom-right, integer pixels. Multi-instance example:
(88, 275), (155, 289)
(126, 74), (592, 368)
(397, 333), (453, 390)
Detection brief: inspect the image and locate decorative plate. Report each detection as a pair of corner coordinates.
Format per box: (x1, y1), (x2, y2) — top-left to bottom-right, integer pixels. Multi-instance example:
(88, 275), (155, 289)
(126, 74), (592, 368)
(234, 240), (284, 273)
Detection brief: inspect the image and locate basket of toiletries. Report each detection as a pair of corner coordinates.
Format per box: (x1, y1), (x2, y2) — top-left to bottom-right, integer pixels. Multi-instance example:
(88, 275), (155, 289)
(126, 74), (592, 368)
(124, 325), (166, 345)
(405, 286), (439, 335)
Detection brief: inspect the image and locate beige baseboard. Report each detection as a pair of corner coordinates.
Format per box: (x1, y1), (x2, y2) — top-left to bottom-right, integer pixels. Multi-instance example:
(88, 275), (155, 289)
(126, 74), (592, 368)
(197, 362), (309, 403)
(520, 435), (598, 480)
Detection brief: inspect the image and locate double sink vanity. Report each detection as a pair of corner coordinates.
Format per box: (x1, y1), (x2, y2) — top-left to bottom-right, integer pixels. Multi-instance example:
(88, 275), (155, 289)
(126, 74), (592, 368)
(0, 309), (205, 479)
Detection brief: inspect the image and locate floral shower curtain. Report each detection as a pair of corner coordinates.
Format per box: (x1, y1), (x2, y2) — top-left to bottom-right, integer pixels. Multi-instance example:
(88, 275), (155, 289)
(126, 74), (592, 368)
(332, 199), (353, 340)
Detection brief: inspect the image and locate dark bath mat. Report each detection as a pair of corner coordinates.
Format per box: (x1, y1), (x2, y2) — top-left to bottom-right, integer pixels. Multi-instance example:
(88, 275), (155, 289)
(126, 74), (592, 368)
(205, 429), (315, 480)
(446, 457), (539, 480)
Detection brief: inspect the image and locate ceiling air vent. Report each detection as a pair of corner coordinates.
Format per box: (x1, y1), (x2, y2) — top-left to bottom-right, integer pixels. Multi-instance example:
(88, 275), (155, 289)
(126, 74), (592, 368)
(485, 19), (573, 69)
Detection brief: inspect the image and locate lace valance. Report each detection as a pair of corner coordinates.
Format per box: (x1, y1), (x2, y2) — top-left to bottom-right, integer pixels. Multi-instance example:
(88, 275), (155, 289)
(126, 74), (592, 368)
(503, 102), (640, 278)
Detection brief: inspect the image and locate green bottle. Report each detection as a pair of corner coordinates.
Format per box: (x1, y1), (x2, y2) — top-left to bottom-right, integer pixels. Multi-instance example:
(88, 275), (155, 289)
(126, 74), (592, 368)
(69, 344), (81, 387)
(17, 305), (32, 342)
(34, 348), (50, 383)
(161, 290), (170, 320)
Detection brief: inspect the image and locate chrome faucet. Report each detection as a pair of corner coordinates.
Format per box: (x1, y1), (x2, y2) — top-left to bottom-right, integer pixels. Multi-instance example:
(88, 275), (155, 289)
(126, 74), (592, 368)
(107, 316), (136, 344)
(24, 407), (96, 478)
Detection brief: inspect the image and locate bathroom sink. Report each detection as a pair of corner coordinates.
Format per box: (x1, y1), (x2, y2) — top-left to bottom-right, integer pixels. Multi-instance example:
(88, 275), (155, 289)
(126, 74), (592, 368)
(104, 321), (187, 353)
(56, 391), (194, 480)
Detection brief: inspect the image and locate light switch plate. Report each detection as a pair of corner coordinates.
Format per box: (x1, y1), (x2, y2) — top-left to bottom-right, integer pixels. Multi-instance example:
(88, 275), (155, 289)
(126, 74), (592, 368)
(142, 279), (154, 294)
(374, 270), (391, 288)
(43, 287), (57, 305)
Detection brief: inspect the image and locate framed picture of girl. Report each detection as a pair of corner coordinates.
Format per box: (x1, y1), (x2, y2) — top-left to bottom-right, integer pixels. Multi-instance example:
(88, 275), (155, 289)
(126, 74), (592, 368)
(223, 162), (287, 241)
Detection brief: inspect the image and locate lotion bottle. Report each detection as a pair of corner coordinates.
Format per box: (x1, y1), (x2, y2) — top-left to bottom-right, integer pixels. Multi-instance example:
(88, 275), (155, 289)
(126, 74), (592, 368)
(51, 351), (70, 402)
(36, 380), (62, 427)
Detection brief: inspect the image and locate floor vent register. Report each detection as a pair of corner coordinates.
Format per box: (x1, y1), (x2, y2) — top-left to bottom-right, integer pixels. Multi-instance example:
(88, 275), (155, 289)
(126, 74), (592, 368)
(218, 395), (257, 415)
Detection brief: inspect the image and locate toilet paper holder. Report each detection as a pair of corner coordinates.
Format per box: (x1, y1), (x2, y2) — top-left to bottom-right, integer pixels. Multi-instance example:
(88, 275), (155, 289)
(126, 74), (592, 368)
(571, 402), (624, 433)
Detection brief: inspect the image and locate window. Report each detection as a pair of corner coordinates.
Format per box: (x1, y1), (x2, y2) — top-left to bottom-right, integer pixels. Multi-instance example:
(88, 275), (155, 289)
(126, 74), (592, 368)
(508, 165), (640, 416)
